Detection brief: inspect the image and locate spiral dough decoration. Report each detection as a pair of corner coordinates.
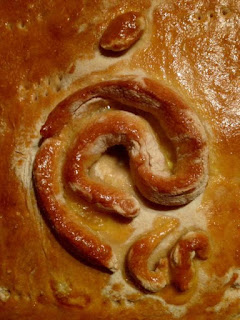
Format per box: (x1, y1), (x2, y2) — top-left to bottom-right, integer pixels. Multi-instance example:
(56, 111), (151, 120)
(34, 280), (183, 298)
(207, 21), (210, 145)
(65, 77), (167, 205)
(170, 230), (210, 291)
(33, 77), (208, 273)
(127, 227), (209, 292)
(127, 218), (179, 292)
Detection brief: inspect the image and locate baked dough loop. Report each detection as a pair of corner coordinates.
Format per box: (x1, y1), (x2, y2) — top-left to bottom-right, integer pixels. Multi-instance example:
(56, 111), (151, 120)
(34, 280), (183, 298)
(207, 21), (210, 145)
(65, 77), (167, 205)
(64, 110), (148, 218)
(127, 218), (179, 292)
(33, 78), (208, 271)
(100, 12), (145, 52)
(127, 226), (209, 292)
(170, 231), (210, 291)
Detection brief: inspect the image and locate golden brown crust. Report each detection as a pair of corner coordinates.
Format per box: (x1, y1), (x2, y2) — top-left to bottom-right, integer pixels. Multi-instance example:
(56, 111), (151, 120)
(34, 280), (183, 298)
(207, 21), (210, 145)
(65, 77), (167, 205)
(41, 78), (209, 205)
(33, 138), (118, 272)
(169, 231), (210, 291)
(127, 224), (210, 293)
(33, 78), (208, 273)
(1, 0), (240, 319)
(127, 218), (179, 292)
(100, 12), (145, 52)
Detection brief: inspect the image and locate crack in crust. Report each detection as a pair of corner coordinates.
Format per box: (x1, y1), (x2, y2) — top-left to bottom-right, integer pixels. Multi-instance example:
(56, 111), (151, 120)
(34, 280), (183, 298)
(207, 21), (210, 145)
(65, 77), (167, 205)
(33, 77), (209, 272)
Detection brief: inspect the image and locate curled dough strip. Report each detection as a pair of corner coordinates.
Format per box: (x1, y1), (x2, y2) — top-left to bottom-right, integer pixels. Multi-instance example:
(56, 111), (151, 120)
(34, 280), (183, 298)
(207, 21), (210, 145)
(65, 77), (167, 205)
(34, 77), (208, 272)
(65, 110), (169, 217)
(127, 218), (179, 292)
(127, 227), (209, 292)
(170, 231), (209, 291)
(33, 138), (118, 272)
(41, 78), (209, 206)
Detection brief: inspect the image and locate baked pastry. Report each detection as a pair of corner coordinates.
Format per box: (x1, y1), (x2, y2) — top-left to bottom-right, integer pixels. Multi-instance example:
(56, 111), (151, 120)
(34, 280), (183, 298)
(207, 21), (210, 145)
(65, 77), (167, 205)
(0, 0), (240, 319)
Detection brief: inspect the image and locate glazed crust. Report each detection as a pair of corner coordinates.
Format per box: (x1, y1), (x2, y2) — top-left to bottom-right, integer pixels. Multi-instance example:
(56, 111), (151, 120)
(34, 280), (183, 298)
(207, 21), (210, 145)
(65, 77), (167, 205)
(0, 0), (240, 319)
(41, 78), (208, 205)
(33, 78), (208, 274)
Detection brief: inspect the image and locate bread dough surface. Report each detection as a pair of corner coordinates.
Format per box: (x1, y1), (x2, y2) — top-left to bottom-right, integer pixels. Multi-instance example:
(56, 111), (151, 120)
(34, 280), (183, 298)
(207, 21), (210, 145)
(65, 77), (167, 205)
(0, 0), (239, 319)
